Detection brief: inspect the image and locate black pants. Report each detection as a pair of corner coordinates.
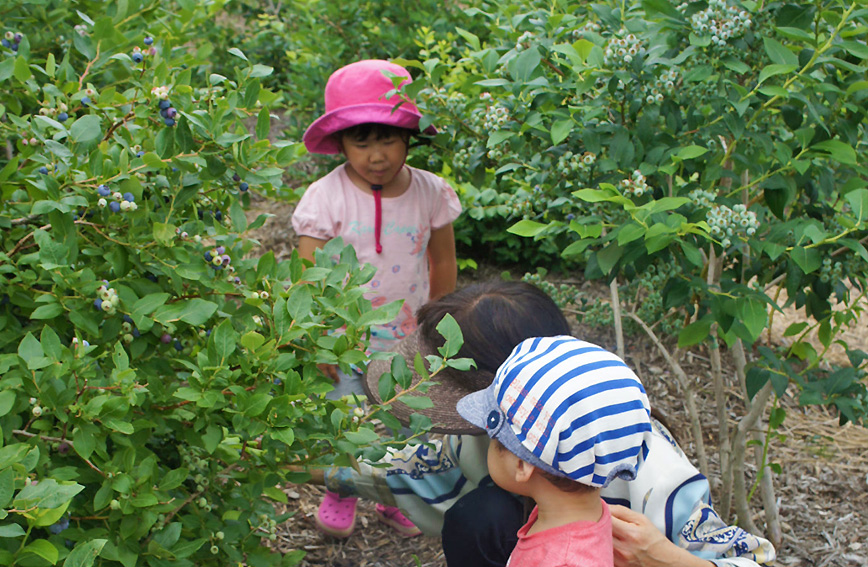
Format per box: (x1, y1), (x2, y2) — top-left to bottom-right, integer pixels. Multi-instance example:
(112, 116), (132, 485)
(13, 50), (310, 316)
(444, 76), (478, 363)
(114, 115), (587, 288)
(441, 477), (527, 567)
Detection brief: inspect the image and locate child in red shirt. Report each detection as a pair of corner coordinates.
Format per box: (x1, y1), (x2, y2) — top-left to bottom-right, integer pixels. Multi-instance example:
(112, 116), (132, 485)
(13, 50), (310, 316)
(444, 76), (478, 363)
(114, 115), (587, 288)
(457, 336), (654, 566)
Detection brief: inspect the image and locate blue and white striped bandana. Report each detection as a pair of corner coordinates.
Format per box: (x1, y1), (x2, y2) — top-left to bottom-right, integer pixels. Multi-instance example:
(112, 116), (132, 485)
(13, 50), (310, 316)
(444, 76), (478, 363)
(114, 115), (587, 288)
(457, 336), (653, 487)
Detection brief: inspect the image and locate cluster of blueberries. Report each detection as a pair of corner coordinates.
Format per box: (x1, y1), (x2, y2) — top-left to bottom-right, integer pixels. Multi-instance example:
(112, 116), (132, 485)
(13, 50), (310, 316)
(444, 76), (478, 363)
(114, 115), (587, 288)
(97, 184), (139, 213)
(160, 331), (185, 352)
(205, 245), (241, 284)
(198, 208), (224, 222)
(158, 99), (178, 127)
(232, 173), (249, 192)
(205, 246), (232, 269)
(121, 314), (142, 345)
(93, 283), (120, 315)
(1, 31), (22, 52)
(131, 36), (156, 64)
(151, 84), (176, 126)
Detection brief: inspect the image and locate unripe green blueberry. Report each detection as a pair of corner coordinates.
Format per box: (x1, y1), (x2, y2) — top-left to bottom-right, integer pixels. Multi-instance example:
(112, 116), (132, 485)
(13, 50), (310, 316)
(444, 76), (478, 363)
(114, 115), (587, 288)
(32, 406), (43, 417)
(110, 499), (120, 510)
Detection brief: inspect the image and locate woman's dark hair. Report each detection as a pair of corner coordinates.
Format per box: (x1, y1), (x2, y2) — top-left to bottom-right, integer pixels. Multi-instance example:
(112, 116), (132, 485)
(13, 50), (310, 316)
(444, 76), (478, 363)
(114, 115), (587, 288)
(416, 280), (571, 375)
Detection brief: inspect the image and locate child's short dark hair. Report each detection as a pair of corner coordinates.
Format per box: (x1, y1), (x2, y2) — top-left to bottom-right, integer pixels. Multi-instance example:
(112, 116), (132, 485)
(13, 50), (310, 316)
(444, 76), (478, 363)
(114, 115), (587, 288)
(492, 436), (594, 494)
(338, 122), (412, 143)
(538, 471), (596, 493)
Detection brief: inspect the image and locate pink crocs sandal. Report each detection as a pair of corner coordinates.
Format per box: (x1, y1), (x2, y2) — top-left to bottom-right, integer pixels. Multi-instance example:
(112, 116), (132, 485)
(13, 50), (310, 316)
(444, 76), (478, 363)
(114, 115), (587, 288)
(315, 491), (358, 538)
(375, 504), (422, 537)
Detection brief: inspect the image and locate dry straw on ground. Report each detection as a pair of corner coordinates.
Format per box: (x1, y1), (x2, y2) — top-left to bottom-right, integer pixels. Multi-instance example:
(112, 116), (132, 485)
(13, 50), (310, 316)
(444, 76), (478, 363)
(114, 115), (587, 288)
(248, 199), (868, 567)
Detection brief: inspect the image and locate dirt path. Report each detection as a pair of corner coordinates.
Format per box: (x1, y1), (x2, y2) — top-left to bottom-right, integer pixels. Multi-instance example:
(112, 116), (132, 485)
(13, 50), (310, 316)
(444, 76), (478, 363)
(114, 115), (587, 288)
(248, 195), (868, 567)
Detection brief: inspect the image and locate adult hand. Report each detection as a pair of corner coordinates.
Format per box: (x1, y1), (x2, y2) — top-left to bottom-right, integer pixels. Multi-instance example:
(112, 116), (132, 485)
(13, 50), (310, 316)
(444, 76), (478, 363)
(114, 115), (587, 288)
(611, 505), (713, 567)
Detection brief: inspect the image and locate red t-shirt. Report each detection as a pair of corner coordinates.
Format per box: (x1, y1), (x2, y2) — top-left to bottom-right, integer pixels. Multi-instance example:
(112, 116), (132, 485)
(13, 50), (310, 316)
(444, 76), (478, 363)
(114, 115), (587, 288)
(507, 500), (613, 567)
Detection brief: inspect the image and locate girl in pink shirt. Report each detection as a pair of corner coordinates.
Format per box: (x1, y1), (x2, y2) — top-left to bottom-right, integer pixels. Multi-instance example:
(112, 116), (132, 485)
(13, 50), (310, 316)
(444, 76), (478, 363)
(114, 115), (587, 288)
(292, 59), (461, 539)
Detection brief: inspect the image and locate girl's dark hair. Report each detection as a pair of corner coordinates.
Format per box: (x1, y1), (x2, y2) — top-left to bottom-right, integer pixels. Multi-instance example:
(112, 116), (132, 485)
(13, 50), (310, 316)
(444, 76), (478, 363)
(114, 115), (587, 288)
(417, 280), (571, 375)
(537, 471), (595, 493)
(338, 122), (413, 143)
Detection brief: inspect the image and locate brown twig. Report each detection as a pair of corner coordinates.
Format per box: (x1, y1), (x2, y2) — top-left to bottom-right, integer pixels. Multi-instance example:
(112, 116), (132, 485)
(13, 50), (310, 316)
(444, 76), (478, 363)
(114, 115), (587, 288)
(78, 41), (102, 90)
(13, 429), (104, 475)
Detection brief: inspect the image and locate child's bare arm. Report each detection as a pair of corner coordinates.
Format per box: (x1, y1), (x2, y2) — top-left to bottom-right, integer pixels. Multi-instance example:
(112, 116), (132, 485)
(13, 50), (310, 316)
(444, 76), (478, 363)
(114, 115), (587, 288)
(297, 235), (329, 263)
(427, 224), (457, 300)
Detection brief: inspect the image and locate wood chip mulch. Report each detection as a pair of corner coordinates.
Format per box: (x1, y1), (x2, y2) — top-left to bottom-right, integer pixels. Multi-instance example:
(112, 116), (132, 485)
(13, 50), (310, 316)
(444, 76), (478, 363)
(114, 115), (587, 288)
(247, 198), (868, 567)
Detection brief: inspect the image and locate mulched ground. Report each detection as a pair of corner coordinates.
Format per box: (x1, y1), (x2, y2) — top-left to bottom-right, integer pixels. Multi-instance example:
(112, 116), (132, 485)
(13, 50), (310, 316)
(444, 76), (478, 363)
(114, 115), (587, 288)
(248, 194), (868, 567)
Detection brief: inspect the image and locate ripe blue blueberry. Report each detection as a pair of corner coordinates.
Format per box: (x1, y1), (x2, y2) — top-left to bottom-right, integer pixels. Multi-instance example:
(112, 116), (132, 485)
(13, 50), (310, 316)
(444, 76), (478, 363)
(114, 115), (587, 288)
(10, 43), (17, 52)
(98, 185), (111, 196)
(239, 182), (249, 192)
(173, 340), (183, 351)
(94, 298), (103, 310)
(123, 315), (134, 324)
(49, 517), (69, 535)
(214, 211), (223, 221)
(132, 52), (144, 63)
(160, 108), (169, 119)
(136, 151), (144, 158)
(232, 173), (241, 182)
(0, 39), (9, 49)
(216, 246), (225, 255)
(132, 328), (140, 338)
(158, 99), (171, 110)
(164, 117), (176, 127)
(144, 36), (154, 46)
(204, 251), (213, 262)
(166, 108), (177, 119)
(38, 167), (48, 175)
(81, 97), (91, 106)
(57, 112), (69, 122)
(123, 192), (135, 202)
(109, 201), (121, 213)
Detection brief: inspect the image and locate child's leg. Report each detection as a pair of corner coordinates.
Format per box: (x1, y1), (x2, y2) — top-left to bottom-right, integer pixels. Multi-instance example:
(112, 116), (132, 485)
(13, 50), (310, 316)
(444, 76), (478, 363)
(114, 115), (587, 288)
(325, 368), (366, 400)
(317, 368), (365, 538)
(318, 368), (421, 537)
(441, 478), (525, 566)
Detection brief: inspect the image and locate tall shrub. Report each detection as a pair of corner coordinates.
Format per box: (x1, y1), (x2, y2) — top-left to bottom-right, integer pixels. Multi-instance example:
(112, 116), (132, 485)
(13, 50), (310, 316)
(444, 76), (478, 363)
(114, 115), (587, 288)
(410, 0), (868, 544)
(0, 2), (447, 566)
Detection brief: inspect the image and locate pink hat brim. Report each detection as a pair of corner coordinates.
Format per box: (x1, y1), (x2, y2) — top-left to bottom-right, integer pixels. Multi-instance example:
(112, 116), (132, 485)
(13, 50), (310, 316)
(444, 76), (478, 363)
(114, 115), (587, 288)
(303, 103), (438, 155)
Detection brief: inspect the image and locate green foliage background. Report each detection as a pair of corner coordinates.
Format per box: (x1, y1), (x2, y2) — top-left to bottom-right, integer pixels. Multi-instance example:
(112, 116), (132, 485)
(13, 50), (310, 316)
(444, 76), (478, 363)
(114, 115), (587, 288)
(1, 0), (867, 565)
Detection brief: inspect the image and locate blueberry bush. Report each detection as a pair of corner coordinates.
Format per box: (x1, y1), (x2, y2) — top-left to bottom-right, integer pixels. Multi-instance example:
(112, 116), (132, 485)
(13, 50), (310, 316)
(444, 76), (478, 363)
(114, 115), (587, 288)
(403, 0), (868, 544)
(0, 2), (454, 566)
(201, 0), (485, 143)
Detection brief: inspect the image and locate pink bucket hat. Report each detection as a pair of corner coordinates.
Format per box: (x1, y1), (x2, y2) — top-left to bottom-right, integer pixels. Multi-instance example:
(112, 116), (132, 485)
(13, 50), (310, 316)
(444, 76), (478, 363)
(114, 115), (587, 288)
(303, 59), (437, 155)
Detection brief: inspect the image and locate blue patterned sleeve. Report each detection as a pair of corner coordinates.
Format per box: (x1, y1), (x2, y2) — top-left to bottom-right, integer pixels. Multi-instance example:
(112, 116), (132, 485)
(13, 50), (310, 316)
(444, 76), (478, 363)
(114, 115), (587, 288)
(602, 421), (776, 566)
(322, 435), (489, 536)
